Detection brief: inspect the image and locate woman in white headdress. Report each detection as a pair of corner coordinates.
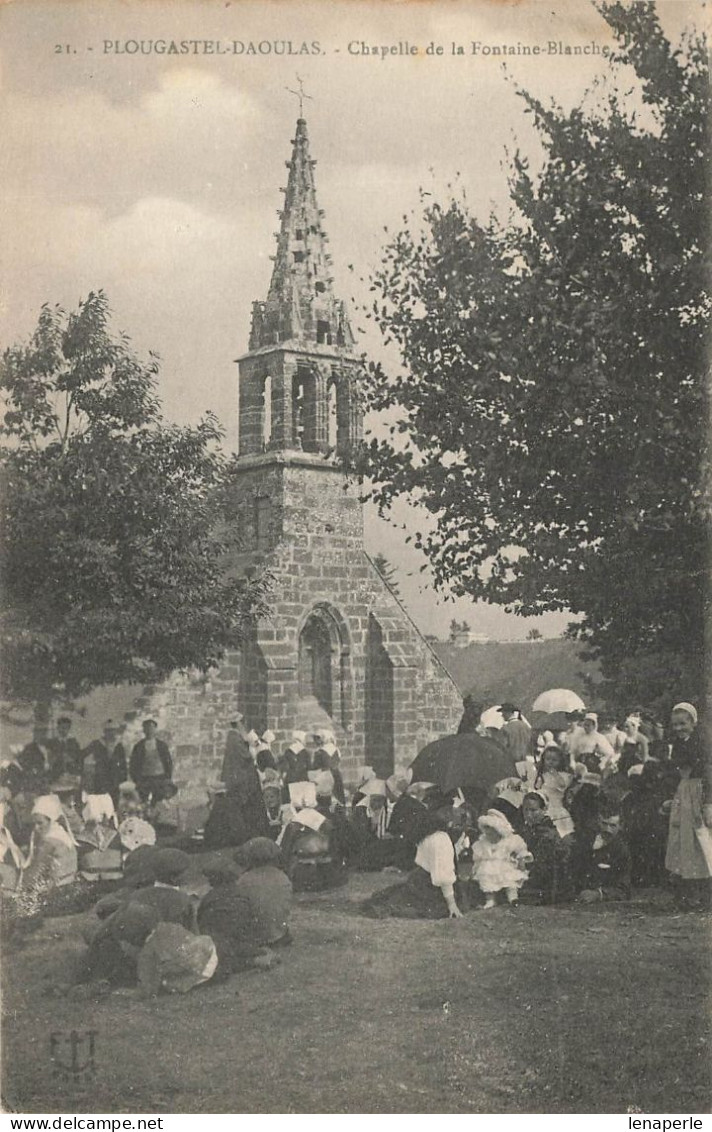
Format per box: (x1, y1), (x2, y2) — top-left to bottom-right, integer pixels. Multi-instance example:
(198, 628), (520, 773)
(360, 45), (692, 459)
(255, 731), (277, 774)
(351, 779), (397, 870)
(278, 730), (310, 793)
(21, 795), (78, 892)
(664, 702), (712, 908)
(311, 730), (345, 803)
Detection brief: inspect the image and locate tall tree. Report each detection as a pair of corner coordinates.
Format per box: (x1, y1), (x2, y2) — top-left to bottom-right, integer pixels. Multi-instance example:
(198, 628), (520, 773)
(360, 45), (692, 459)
(0, 291), (269, 707)
(357, 3), (709, 712)
(372, 551), (402, 600)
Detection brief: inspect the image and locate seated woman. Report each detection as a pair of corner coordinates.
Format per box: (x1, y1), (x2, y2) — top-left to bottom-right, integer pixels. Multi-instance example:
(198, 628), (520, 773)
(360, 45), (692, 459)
(534, 746), (574, 838)
(387, 781), (442, 870)
(350, 780), (399, 871)
(362, 804), (465, 920)
(49, 775), (84, 836)
(202, 781), (251, 850)
(261, 769), (284, 837)
(198, 837), (292, 978)
(519, 791), (572, 904)
(76, 793), (122, 881)
(314, 772), (353, 863)
(197, 862), (265, 978)
(21, 795), (78, 894)
(279, 799), (346, 891)
(232, 837), (292, 944)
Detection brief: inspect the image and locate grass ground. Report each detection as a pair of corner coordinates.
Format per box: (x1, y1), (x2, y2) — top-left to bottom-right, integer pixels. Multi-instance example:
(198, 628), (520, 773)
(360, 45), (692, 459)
(2, 873), (710, 1115)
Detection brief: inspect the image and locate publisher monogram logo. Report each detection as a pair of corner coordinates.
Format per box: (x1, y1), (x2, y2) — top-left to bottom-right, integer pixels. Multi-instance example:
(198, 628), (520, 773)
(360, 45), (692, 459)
(49, 1030), (98, 1087)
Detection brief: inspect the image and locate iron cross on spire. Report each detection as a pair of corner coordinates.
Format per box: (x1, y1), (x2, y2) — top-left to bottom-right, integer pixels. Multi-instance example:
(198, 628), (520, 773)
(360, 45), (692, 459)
(286, 75), (312, 117)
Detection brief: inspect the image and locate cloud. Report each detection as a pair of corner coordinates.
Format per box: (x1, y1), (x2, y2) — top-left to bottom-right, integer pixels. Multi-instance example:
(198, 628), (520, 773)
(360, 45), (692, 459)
(1, 68), (262, 216)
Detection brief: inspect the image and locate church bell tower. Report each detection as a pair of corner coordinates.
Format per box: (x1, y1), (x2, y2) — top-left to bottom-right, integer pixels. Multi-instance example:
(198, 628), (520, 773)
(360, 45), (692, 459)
(225, 114), (461, 777)
(237, 115), (363, 469)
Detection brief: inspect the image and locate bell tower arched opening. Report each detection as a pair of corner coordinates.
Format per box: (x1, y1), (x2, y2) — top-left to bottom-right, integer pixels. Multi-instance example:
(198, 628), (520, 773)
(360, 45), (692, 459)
(262, 374), (273, 449)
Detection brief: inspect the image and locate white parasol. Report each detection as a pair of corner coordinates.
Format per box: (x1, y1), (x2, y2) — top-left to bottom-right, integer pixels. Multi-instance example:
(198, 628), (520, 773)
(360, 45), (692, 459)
(531, 689), (586, 715)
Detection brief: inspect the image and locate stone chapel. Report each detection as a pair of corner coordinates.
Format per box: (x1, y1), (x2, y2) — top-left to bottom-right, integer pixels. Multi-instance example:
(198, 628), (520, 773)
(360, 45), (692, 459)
(143, 115), (463, 784)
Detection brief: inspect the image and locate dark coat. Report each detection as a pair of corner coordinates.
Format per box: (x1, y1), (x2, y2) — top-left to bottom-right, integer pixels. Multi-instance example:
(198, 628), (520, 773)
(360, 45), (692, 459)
(621, 771), (669, 887)
(129, 739), (173, 782)
(212, 756), (270, 845)
(18, 742), (52, 791)
(82, 740), (128, 799)
(522, 814), (572, 903)
(670, 729), (707, 782)
(47, 737), (83, 778)
(572, 832), (632, 899)
(197, 884), (258, 975)
(221, 729), (251, 789)
(278, 746), (310, 784)
(203, 794), (251, 849)
(564, 780), (601, 838)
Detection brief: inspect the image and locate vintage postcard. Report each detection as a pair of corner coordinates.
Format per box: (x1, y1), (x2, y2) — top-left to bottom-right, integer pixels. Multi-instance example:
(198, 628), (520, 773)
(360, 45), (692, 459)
(0, 0), (708, 1119)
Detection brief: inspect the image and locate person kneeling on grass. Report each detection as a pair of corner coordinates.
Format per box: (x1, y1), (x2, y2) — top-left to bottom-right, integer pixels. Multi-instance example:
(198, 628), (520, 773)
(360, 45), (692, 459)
(197, 841), (292, 979)
(471, 809), (532, 909)
(361, 802), (466, 920)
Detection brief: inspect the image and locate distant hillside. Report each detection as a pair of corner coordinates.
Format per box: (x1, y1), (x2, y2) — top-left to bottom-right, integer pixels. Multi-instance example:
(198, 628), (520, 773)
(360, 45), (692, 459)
(432, 637), (601, 715)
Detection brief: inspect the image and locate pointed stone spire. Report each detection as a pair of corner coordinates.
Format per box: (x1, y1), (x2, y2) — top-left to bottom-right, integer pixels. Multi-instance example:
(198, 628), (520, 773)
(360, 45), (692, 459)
(249, 118), (355, 352)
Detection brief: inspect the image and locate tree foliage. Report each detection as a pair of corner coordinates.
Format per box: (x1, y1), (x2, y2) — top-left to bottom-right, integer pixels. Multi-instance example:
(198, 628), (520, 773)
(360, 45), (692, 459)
(372, 551), (402, 600)
(357, 3), (710, 710)
(0, 291), (269, 703)
(449, 619), (472, 642)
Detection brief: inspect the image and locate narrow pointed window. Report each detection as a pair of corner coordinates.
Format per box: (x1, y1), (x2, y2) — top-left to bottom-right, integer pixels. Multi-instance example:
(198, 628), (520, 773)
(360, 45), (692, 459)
(262, 374), (272, 449)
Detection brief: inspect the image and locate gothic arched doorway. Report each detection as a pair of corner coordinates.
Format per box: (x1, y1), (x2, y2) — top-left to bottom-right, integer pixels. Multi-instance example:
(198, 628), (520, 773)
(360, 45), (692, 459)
(297, 604), (351, 729)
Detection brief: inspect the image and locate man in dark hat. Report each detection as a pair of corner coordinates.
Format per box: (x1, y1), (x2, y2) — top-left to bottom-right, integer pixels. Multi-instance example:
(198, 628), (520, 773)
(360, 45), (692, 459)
(500, 703), (532, 763)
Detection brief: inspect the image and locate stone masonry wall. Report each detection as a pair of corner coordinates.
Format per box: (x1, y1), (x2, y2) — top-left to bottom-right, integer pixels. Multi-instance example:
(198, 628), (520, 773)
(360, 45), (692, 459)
(140, 462), (463, 792)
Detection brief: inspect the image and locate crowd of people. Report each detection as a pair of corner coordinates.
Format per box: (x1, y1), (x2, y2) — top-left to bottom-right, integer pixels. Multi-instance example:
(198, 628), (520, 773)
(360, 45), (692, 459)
(0, 697), (709, 997)
(370, 699), (711, 919)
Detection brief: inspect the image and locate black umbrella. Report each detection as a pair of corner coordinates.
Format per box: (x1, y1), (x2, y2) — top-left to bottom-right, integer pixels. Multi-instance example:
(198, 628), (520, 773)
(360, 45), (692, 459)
(410, 732), (518, 796)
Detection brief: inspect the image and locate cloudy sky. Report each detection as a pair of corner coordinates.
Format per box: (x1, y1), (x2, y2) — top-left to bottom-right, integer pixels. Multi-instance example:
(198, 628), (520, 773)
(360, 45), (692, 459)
(0, 0), (699, 638)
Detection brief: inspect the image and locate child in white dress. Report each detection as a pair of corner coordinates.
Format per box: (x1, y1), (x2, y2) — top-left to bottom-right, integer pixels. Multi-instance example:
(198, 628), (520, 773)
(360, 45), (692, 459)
(471, 809), (533, 908)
